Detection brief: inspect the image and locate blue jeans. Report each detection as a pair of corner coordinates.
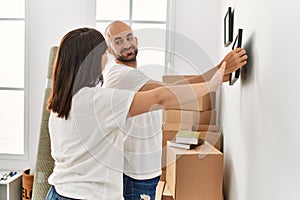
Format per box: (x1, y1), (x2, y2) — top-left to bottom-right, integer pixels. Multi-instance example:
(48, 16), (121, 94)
(46, 186), (80, 200)
(123, 174), (160, 200)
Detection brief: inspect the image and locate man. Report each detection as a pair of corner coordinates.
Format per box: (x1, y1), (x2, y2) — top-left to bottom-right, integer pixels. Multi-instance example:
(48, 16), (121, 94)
(103, 21), (247, 200)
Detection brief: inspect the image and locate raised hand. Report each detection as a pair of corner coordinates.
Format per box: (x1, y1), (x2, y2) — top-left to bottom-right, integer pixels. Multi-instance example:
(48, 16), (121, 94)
(221, 48), (247, 75)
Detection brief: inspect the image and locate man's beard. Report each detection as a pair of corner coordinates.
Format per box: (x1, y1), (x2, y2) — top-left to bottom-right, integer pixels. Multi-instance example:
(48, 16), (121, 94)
(116, 48), (138, 63)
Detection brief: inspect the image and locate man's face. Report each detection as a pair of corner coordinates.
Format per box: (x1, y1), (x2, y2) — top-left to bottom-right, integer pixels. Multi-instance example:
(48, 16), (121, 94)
(107, 26), (138, 63)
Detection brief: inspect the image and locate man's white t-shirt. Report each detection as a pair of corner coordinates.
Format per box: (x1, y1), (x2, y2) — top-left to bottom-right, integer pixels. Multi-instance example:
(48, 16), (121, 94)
(103, 63), (162, 180)
(48, 87), (135, 200)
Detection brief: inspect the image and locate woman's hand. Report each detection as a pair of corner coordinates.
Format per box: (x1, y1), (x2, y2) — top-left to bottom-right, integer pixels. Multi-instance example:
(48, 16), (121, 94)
(208, 61), (226, 91)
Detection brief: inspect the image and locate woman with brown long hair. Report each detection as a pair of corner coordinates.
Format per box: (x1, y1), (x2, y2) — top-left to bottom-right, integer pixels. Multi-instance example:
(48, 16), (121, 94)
(46, 27), (225, 200)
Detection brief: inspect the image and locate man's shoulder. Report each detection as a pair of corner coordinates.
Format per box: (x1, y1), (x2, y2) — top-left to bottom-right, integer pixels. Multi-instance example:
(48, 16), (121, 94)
(106, 63), (133, 72)
(103, 63), (151, 90)
(105, 63), (148, 79)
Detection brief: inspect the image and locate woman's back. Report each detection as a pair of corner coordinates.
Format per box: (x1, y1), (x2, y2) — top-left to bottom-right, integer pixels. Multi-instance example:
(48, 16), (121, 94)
(48, 87), (135, 199)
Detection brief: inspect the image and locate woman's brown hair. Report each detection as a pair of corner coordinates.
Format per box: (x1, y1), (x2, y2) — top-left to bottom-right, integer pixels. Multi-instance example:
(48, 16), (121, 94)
(47, 28), (108, 119)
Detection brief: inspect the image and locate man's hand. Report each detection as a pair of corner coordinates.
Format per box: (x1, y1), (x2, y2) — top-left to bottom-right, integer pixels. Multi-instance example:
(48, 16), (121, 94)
(220, 48), (248, 75)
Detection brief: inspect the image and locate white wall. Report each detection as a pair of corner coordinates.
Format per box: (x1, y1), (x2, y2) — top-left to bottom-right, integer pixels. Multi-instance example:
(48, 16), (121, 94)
(172, 0), (300, 199)
(170, 0), (221, 75)
(220, 0), (300, 200)
(0, 0), (96, 171)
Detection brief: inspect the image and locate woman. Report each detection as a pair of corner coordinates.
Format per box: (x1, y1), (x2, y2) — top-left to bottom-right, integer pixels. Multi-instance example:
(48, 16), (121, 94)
(46, 27), (225, 200)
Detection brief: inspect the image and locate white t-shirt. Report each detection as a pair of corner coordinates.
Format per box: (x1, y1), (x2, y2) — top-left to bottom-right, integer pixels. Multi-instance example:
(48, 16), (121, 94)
(103, 63), (162, 180)
(48, 86), (135, 200)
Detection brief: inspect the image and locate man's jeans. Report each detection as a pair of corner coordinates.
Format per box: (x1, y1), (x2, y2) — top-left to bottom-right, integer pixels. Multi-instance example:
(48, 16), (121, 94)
(123, 174), (160, 200)
(46, 186), (80, 200)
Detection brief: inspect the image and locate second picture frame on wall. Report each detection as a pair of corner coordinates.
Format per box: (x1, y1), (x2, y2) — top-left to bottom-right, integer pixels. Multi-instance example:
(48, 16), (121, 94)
(229, 28), (243, 85)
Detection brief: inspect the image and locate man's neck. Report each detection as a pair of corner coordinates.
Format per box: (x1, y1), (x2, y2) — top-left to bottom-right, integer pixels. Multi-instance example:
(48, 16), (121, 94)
(116, 60), (137, 68)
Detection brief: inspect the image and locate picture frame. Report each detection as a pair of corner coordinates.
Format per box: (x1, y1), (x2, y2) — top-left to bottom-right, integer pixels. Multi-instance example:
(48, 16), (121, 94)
(229, 28), (243, 85)
(224, 7), (234, 47)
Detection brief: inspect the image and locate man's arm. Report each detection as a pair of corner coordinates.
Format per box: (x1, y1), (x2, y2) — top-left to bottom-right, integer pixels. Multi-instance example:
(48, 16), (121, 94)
(173, 47), (247, 84)
(139, 47), (247, 91)
(169, 67), (230, 85)
(139, 67), (229, 92)
(139, 68), (228, 92)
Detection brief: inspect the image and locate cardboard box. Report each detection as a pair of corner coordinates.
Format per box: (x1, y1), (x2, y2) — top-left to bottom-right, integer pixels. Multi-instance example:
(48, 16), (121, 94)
(161, 131), (178, 181)
(160, 123), (223, 181)
(166, 142), (224, 200)
(170, 92), (216, 111)
(192, 124), (222, 132)
(163, 123), (222, 133)
(162, 123), (194, 131)
(163, 110), (216, 125)
(162, 130), (178, 149)
(155, 181), (165, 200)
(200, 131), (223, 152)
(161, 123), (193, 180)
(162, 182), (174, 200)
(161, 130), (222, 179)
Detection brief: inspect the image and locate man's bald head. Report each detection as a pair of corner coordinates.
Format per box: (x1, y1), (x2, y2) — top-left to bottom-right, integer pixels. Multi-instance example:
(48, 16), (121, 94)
(105, 21), (132, 39)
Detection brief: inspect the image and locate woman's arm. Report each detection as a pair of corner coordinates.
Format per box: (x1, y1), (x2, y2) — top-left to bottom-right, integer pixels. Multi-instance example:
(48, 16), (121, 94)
(128, 62), (226, 117)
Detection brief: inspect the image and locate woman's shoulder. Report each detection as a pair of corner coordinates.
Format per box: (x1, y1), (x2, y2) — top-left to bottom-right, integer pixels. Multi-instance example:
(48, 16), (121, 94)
(75, 86), (133, 101)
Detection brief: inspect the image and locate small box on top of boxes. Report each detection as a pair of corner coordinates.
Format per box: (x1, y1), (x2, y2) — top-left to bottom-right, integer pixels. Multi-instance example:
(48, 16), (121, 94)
(160, 75), (224, 200)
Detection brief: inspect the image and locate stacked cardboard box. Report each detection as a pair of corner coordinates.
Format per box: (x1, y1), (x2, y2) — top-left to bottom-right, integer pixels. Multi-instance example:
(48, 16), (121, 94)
(166, 143), (223, 200)
(163, 109), (217, 125)
(160, 75), (223, 199)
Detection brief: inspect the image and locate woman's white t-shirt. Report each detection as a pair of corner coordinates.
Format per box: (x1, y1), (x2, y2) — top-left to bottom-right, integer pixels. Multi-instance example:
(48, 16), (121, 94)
(48, 87), (135, 200)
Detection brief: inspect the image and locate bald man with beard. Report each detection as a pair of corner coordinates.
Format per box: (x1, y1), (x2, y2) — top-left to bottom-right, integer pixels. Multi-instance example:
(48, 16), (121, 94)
(103, 21), (247, 200)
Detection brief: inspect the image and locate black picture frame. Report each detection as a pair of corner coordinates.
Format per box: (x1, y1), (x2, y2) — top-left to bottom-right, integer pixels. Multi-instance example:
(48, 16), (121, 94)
(224, 7), (234, 47)
(229, 28), (243, 85)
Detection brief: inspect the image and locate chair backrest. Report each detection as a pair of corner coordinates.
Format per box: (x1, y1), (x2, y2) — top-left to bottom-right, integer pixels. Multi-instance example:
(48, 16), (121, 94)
(32, 46), (57, 200)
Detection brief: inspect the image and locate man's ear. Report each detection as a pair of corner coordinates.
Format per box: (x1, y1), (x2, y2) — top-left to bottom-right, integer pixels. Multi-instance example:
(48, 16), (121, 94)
(135, 37), (138, 45)
(107, 46), (113, 55)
